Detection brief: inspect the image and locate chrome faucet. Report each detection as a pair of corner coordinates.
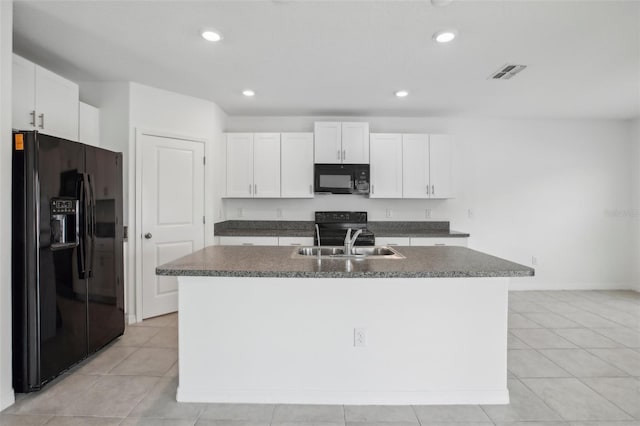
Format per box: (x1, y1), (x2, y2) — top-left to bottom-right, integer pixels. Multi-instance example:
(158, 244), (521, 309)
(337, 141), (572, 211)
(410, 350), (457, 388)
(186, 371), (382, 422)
(344, 228), (362, 255)
(315, 224), (321, 259)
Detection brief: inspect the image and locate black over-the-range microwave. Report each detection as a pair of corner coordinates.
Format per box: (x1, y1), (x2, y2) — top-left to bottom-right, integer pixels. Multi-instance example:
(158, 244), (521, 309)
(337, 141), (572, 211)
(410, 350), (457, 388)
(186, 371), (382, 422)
(314, 164), (370, 194)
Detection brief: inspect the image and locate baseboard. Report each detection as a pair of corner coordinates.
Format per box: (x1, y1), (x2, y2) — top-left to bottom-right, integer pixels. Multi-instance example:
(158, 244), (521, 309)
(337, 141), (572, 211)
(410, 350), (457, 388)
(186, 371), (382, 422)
(176, 387), (509, 405)
(127, 314), (138, 325)
(509, 281), (637, 291)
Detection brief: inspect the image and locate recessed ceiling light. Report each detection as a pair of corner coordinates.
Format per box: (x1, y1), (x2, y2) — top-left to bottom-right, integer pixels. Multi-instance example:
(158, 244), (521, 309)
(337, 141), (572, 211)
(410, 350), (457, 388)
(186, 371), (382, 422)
(201, 30), (222, 42)
(395, 90), (409, 98)
(242, 89), (255, 97)
(433, 30), (457, 43)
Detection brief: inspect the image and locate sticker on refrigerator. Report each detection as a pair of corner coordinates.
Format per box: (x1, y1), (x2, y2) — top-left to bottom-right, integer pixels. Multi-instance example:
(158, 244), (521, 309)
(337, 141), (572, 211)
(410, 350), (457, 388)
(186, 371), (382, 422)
(14, 134), (24, 151)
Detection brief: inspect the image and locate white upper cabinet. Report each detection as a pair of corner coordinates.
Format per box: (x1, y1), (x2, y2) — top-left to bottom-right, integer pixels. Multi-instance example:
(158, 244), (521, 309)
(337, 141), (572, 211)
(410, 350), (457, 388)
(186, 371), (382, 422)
(402, 134), (454, 199)
(253, 133), (281, 198)
(370, 133), (403, 198)
(226, 133), (255, 197)
(79, 102), (100, 147)
(225, 133), (281, 198)
(402, 134), (430, 198)
(281, 133), (314, 198)
(13, 54), (79, 141)
(314, 121), (369, 164)
(429, 134), (454, 199)
(341, 122), (369, 164)
(314, 122), (342, 163)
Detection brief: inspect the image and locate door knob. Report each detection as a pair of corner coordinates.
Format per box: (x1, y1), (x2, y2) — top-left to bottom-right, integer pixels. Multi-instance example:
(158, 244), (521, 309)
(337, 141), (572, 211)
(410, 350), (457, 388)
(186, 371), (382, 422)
(144, 233), (152, 239)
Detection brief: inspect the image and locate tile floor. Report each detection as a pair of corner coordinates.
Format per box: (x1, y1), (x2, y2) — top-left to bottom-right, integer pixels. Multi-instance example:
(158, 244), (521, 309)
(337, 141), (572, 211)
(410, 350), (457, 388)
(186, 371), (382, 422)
(1, 290), (639, 426)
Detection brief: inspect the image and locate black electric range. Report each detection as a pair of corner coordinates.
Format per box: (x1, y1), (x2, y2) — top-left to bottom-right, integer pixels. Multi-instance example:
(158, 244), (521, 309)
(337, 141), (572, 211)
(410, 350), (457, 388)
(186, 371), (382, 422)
(314, 211), (375, 246)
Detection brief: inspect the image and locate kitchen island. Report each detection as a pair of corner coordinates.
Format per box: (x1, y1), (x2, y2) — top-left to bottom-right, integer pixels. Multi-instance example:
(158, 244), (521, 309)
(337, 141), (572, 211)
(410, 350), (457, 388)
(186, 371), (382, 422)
(157, 245), (533, 405)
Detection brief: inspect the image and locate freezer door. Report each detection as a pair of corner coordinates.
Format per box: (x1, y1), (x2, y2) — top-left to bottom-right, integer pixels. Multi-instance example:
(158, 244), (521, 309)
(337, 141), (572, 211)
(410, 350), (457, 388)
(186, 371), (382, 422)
(36, 133), (88, 387)
(85, 146), (124, 353)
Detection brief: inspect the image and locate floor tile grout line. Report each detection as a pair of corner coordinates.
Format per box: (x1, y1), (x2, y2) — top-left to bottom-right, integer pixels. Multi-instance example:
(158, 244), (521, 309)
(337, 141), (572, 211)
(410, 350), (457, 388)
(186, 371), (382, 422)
(513, 377), (569, 421)
(582, 346), (638, 377)
(576, 376), (638, 420)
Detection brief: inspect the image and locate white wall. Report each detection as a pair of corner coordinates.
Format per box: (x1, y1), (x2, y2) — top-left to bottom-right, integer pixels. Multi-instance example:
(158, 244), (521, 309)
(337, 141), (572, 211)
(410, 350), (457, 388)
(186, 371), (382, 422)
(128, 83), (227, 321)
(0, 0), (14, 411)
(225, 116), (636, 291)
(631, 118), (640, 291)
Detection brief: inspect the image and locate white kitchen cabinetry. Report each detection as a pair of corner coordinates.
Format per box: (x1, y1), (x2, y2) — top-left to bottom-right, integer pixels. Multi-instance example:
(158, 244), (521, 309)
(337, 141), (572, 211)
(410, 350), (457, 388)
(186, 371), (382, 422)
(402, 134), (453, 199)
(429, 135), (454, 199)
(370, 133), (403, 198)
(79, 102), (100, 147)
(375, 237), (410, 246)
(219, 236), (279, 246)
(226, 133), (280, 198)
(253, 133), (281, 198)
(281, 133), (314, 198)
(314, 122), (369, 164)
(278, 237), (314, 246)
(410, 237), (468, 247)
(12, 54), (79, 141)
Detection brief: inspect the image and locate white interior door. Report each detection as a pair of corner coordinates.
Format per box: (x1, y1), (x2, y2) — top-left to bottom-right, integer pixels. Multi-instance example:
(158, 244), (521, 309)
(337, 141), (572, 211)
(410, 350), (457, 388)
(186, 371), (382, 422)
(140, 134), (205, 319)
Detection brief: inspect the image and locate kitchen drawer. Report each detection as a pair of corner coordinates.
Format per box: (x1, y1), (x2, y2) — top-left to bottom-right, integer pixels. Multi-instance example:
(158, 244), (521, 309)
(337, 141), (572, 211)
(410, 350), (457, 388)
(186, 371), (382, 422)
(219, 236), (279, 246)
(410, 237), (468, 247)
(375, 237), (410, 246)
(278, 237), (314, 246)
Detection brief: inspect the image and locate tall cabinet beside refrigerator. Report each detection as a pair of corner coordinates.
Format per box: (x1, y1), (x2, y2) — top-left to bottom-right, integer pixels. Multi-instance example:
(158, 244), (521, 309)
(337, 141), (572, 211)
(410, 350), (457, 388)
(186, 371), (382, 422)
(12, 131), (124, 392)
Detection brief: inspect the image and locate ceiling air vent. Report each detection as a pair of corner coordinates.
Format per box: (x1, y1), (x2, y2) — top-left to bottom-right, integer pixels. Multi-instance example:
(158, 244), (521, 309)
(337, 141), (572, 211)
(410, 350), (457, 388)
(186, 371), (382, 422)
(489, 64), (527, 80)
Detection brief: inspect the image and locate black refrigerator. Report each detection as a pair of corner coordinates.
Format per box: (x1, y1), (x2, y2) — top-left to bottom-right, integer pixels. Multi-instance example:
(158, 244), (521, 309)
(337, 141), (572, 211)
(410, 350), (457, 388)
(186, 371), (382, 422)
(12, 131), (125, 392)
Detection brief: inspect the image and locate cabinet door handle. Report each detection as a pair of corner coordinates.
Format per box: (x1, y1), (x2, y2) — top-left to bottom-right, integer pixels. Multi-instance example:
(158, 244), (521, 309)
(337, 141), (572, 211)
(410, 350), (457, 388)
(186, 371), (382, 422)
(371, 184), (374, 195)
(249, 184), (252, 194)
(432, 185), (435, 195)
(336, 149), (341, 160)
(29, 110), (36, 127)
(426, 185), (430, 195)
(435, 243), (446, 246)
(38, 113), (44, 129)
(254, 184), (257, 195)
(242, 243), (254, 246)
(309, 184), (313, 194)
(342, 149), (346, 161)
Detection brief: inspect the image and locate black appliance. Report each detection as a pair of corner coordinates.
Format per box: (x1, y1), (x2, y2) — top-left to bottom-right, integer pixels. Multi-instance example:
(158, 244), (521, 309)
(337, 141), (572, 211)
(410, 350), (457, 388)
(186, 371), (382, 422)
(12, 131), (124, 392)
(314, 164), (370, 194)
(314, 211), (375, 246)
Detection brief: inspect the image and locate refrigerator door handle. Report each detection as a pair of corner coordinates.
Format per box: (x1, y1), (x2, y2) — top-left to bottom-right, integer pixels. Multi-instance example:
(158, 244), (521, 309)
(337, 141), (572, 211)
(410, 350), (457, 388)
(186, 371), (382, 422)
(87, 174), (96, 277)
(77, 175), (87, 277)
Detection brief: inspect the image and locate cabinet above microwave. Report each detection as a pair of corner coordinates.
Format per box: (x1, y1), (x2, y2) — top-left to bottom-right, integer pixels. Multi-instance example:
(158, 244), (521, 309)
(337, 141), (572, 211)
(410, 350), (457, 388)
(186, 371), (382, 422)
(314, 122), (369, 164)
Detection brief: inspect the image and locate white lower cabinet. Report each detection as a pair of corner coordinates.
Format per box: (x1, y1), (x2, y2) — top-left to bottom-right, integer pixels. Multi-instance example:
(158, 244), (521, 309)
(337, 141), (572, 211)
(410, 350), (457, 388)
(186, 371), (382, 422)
(410, 237), (468, 247)
(219, 236), (279, 246)
(375, 237), (410, 246)
(278, 237), (314, 246)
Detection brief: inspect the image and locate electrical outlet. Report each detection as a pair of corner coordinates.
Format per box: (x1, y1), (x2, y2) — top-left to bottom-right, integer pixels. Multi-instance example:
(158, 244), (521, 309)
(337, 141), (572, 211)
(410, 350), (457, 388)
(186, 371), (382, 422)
(532, 256), (538, 266)
(237, 208), (244, 218)
(468, 209), (474, 219)
(386, 209), (392, 218)
(276, 208), (283, 219)
(354, 328), (367, 347)
(425, 209), (432, 219)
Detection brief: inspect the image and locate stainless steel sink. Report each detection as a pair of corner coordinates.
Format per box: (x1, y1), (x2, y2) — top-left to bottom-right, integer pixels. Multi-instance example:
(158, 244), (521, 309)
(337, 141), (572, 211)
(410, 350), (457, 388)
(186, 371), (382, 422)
(292, 245), (405, 260)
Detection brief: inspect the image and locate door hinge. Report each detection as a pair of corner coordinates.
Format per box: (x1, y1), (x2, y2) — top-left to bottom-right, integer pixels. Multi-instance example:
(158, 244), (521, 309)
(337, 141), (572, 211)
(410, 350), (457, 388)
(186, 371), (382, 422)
(203, 216), (206, 224)
(203, 156), (206, 165)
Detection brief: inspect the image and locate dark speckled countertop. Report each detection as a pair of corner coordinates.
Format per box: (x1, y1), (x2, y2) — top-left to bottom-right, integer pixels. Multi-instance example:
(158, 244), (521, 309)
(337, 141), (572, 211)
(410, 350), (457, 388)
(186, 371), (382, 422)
(156, 245), (533, 278)
(214, 220), (470, 238)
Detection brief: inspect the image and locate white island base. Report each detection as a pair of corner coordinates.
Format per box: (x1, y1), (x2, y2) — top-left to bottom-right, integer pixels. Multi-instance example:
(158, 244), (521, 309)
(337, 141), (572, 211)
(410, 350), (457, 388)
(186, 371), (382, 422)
(176, 276), (510, 405)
